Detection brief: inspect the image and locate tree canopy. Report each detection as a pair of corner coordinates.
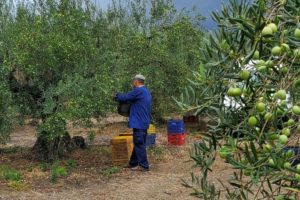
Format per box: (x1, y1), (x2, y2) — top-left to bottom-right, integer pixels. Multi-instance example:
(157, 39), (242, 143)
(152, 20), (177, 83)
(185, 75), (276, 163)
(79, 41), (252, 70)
(0, 0), (203, 158)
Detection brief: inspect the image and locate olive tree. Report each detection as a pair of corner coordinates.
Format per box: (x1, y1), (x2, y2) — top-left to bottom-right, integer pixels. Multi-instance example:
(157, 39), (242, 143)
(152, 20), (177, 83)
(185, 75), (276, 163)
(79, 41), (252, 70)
(5, 0), (113, 160)
(0, 1), (16, 144)
(1, 0), (204, 160)
(97, 0), (204, 118)
(178, 0), (300, 199)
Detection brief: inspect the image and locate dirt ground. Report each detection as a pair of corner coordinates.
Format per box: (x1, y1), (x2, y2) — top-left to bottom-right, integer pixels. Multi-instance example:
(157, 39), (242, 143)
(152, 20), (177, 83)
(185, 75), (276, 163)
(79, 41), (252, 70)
(0, 116), (232, 200)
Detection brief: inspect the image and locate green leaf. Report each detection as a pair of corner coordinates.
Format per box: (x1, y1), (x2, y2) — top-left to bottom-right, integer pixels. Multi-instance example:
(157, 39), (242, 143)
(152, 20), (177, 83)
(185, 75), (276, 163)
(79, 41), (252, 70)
(199, 63), (205, 81)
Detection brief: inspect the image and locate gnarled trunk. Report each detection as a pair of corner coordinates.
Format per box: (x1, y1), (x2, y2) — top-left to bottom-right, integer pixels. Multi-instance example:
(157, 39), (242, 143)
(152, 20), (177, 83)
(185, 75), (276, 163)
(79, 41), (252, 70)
(32, 132), (72, 161)
(32, 132), (86, 161)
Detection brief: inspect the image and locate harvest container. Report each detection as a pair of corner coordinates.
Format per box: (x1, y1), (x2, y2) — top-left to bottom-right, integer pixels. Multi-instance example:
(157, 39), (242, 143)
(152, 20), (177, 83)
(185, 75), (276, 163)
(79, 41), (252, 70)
(111, 136), (133, 165)
(147, 124), (156, 135)
(168, 134), (185, 146)
(117, 102), (131, 117)
(119, 133), (133, 137)
(167, 119), (184, 134)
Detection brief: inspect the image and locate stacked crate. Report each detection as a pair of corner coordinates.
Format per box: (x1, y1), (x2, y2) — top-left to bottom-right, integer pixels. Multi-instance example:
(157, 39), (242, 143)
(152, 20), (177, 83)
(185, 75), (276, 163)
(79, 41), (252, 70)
(119, 133), (133, 137)
(167, 119), (185, 145)
(111, 135), (133, 165)
(146, 124), (156, 147)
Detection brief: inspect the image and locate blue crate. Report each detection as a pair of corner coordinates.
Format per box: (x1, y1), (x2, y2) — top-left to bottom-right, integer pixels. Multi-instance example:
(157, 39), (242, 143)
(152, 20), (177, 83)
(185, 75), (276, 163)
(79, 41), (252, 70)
(146, 134), (156, 146)
(167, 119), (185, 134)
(283, 146), (300, 166)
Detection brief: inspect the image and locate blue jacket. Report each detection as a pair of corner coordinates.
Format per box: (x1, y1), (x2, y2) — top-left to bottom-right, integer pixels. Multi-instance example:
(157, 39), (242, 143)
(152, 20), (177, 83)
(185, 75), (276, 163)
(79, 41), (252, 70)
(116, 86), (152, 129)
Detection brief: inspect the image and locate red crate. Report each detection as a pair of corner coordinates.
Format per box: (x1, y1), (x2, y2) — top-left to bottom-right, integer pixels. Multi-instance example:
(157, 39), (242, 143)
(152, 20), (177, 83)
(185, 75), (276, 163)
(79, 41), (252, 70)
(168, 134), (185, 146)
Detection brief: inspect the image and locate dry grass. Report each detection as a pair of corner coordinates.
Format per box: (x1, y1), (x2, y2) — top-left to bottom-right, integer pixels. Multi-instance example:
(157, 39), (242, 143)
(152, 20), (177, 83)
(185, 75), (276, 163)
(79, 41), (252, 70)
(0, 119), (217, 200)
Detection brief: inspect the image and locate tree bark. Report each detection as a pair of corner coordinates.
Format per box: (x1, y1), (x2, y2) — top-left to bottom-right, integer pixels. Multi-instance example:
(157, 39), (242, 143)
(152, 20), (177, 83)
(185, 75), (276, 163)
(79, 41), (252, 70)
(32, 132), (72, 162)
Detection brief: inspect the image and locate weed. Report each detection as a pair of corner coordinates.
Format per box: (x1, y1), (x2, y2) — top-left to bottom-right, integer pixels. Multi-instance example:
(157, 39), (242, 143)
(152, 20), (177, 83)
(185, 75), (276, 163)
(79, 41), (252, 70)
(8, 181), (30, 191)
(50, 162), (68, 183)
(0, 147), (25, 154)
(97, 146), (111, 156)
(87, 131), (96, 143)
(55, 166), (68, 177)
(39, 162), (50, 172)
(0, 165), (22, 181)
(149, 146), (164, 156)
(101, 166), (120, 177)
(148, 146), (168, 162)
(189, 131), (204, 138)
(65, 159), (77, 170)
(27, 164), (34, 172)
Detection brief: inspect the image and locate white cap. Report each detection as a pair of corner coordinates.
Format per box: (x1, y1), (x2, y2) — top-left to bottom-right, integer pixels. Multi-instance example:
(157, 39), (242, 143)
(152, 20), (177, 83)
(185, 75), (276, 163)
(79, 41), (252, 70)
(133, 74), (145, 81)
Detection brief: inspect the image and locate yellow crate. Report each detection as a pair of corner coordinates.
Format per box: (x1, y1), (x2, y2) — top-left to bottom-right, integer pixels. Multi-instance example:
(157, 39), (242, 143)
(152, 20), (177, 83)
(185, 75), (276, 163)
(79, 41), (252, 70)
(147, 124), (156, 134)
(111, 135), (133, 144)
(111, 136), (133, 165)
(119, 133), (133, 136)
(112, 159), (131, 165)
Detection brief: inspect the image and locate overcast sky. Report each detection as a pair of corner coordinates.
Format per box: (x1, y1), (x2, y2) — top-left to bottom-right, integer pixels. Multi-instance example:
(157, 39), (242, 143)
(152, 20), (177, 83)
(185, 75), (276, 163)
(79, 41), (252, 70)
(94, 0), (231, 29)
(16, 0), (241, 29)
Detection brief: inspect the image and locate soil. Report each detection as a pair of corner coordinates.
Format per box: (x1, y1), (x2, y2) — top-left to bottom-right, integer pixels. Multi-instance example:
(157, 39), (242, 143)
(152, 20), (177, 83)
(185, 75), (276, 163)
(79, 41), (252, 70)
(0, 115), (232, 200)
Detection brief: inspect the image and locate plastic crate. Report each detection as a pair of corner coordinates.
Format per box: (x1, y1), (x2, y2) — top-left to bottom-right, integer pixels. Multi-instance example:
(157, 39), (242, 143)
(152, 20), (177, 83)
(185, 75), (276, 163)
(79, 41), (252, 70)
(111, 136), (133, 165)
(167, 119), (185, 134)
(147, 124), (156, 135)
(168, 134), (185, 146)
(119, 133), (133, 136)
(146, 134), (156, 146)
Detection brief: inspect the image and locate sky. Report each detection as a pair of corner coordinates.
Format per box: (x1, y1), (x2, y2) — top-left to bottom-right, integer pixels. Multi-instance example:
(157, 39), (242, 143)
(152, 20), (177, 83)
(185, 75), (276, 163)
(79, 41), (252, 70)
(174, 0), (229, 29)
(94, 0), (231, 29)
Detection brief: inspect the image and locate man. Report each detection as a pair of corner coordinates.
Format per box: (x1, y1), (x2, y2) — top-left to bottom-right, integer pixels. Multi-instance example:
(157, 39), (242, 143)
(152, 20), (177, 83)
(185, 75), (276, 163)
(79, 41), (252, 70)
(115, 74), (152, 171)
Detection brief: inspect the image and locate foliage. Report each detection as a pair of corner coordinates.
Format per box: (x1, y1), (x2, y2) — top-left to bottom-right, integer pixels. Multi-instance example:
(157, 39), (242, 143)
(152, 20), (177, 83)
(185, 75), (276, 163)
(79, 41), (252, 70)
(87, 131), (96, 143)
(148, 145), (182, 162)
(178, 0), (300, 199)
(64, 159), (77, 170)
(0, 82), (15, 144)
(39, 162), (51, 172)
(0, 165), (22, 182)
(0, 0), (203, 146)
(40, 159), (76, 182)
(0, 2), (15, 143)
(7, 180), (30, 191)
(50, 161), (68, 183)
(99, 0), (204, 117)
(101, 166), (120, 177)
(148, 145), (168, 161)
(97, 145), (112, 156)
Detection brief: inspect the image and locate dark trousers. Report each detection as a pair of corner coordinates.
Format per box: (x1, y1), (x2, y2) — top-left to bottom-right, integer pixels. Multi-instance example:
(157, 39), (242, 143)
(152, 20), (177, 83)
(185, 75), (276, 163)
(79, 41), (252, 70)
(129, 129), (149, 169)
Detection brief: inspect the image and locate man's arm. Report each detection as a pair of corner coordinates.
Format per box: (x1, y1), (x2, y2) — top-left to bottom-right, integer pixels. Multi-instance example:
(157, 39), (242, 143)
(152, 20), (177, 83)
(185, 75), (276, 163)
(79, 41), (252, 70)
(116, 88), (141, 102)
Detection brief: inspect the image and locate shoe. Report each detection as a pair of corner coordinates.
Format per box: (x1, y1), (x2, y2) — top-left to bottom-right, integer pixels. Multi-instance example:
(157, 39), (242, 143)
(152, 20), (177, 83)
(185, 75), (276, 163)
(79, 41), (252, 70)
(124, 164), (138, 169)
(130, 166), (150, 172)
(141, 164), (151, 171)
(130, 166), (140, 171)
(142, 167), (150, 172)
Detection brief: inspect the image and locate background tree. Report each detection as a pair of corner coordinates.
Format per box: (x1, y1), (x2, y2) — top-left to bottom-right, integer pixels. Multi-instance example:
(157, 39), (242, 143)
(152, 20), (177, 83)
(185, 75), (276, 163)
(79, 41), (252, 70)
(97, 0), (204, 118)
(0, 1), (16, 143)
(0, 0), (204, 160)
(179, 0), (300, 199)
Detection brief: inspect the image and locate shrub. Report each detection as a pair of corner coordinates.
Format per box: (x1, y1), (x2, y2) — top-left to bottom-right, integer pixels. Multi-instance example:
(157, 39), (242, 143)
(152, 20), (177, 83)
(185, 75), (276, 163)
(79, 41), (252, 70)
(0, 165), (22, 182)
(50, 162), (68, 183)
